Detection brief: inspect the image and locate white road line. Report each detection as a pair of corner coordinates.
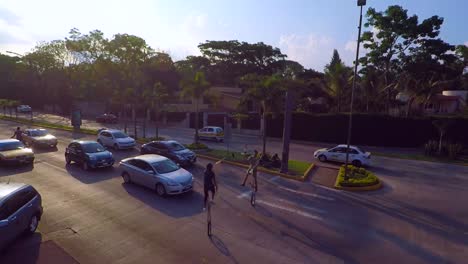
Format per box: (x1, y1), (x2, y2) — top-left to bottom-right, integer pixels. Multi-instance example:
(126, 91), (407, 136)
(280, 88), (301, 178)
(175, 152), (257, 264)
(39, 160), (68, 173)
(277, 186), (335, 201)
(237, 191), (252, 199)
(257, 200), (323, 221)
(269, 176), (280, 182)
(276, 198), (327, 214)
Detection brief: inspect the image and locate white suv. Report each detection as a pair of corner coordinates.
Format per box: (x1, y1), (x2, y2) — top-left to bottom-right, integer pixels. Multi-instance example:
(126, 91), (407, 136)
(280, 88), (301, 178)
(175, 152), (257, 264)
(97, 129), (136, 150)
(313, 144), (371, 167)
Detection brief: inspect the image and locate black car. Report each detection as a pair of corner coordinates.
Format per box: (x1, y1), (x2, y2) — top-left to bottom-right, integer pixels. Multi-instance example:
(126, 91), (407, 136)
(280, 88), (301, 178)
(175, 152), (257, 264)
(65, 141), (114, 170)
(96, 113), (118, 124)
(140, 140), (196, 166)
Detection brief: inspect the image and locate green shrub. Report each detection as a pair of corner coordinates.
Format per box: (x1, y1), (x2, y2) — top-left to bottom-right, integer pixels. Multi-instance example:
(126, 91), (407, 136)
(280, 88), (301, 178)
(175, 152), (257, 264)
(185, 142), (208, 150)
(336, 165), (379, 187)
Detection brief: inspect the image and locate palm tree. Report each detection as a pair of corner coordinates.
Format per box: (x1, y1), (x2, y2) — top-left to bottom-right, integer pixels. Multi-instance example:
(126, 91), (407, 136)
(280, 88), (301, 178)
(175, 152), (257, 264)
(143, 82), (169, 139)
(180, 71), (210, 144)
(432, 119), (453, 155)
(240, 74), (283, 154)
(324, 50), (352, 112)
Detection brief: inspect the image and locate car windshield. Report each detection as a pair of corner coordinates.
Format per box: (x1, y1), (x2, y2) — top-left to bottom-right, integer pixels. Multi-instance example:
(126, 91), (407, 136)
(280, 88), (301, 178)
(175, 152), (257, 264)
(113, 132), (128, 138)
(166, 142), (185, 151)
(151, 159), (180, 174)
(82, 143), (106, 153)
(356, 147), (366, 153)
(30, 130), (49, 137)
(0, 141), (25, 151)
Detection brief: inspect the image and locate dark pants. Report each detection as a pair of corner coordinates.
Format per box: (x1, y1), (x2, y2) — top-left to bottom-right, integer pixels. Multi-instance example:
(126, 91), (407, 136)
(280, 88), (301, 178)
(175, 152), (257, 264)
(204, 186), (216, 207)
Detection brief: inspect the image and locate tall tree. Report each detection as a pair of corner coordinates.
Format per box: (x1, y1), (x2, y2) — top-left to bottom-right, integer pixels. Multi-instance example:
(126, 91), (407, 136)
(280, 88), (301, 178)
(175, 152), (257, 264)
(324, 50), (352, 112)
(361, 5), (445, 113)
(180, 72), (211, 144)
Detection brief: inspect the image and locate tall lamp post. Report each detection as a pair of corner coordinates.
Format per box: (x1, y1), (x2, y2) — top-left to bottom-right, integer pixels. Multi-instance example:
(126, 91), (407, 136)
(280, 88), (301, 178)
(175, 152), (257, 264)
(344, 0), (366, 180)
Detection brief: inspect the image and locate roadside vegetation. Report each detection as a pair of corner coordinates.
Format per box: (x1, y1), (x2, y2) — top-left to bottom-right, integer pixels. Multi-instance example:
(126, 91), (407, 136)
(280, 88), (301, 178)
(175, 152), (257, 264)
(335, 165), (380, 188)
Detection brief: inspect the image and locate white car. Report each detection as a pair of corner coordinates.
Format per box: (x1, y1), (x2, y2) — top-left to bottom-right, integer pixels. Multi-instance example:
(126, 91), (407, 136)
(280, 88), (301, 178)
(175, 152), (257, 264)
(17, 105), (32, 113)
(313, 144), (371, 167)
(197, 126), (224, 142)
(97, 129), (136, 150)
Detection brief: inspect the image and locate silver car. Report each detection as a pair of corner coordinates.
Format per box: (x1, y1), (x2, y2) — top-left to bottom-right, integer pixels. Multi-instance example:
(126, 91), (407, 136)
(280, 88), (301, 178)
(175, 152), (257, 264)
(120, 154), (194, 196)
(0, 183), (43, 251)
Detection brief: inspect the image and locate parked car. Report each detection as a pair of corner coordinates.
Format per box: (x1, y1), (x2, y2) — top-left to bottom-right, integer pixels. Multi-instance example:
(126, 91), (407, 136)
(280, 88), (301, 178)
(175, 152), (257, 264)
(0, 183), (43, 251)
(140, 140), (197, 166)
(313, 144), (371, 167)
(97, 129), (136, 150)
(96, 113), (118, 124)
(16, 105), (31, 113)
(197, 126), (224, 142)
(0, 139), (34, 166)
(65, 141), (114, 170)
(22, 129), (57, 148)
(120, 154), (194, 196)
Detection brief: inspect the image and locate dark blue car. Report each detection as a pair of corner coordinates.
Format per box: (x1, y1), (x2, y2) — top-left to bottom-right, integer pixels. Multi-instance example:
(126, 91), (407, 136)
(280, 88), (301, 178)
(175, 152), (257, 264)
(0, 183), (43, 251)
(65, 141), (114, 170)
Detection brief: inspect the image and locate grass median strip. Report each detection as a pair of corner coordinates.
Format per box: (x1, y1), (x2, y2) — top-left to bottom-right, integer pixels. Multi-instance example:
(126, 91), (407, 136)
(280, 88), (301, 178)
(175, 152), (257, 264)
(192, 148), (313, 180)
(0, 115), (98, 135)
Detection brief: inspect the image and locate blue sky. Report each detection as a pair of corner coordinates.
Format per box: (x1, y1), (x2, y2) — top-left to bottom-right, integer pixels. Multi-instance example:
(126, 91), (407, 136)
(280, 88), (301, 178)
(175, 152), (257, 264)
(0, 0), (467, 71)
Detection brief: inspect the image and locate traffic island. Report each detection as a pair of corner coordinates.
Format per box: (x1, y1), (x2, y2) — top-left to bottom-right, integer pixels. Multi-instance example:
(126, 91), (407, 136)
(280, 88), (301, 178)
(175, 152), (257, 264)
(192, 148), (314, 182)
(334, 165), (382, 191)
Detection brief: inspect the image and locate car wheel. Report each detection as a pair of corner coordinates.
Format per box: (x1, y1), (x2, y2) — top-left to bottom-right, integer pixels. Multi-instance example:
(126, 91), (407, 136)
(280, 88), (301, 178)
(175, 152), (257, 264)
(156, 183), (166, 197)
(352, 160), (362, 167)
(318, 155), (327, 162)
(122, 172), (131, 183)
(82, 162), (89, 171)
(27, 214), (39, 234)
(65, 155), (71, 165)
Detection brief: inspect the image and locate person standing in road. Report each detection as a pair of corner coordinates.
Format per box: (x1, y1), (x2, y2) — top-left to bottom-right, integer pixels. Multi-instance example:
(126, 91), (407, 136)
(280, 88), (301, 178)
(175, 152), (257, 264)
(241, 150), (259, 191)
(11, 127), (23, 141)
(203, 163), (218, 211)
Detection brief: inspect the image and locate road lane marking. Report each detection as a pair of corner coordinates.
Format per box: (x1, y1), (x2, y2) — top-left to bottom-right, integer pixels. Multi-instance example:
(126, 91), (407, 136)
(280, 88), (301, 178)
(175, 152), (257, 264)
(276, 186), (335, 201)
(276, 198), (327, 214)
(256, 200), (323, 221)
(237, 191), (252, 199)
(40, 160), (68, 173)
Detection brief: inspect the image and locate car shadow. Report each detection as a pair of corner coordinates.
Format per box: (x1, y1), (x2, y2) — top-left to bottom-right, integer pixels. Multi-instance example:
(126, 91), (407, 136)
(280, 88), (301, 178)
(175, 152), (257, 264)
(0, 233), (41, 263)
(31, 146), (59, 154)
(0, 163), (34, 177)
(122, 183), (204, 218)
(65, 163), (119, 184)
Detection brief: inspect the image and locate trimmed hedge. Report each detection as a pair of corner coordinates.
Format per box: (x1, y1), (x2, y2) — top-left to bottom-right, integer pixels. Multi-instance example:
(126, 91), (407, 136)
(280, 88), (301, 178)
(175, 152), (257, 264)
(266, 113), (468, 148)
(336, 165), (379, 187)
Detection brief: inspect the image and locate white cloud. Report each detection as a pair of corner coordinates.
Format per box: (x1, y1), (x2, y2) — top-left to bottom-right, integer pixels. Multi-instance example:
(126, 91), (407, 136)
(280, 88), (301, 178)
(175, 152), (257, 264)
(278, 33), (336, 71)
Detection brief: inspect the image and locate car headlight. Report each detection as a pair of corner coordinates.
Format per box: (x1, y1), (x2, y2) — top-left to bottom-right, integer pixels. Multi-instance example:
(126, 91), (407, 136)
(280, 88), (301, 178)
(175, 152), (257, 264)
(176, 154), (185, 160)
(88, 155), (97, 161)
(166, 180), (179, 186)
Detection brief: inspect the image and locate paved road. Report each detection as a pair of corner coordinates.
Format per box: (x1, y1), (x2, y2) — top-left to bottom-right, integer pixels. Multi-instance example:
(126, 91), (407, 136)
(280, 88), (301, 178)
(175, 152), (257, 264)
(1, 119), (467, 263)
(18, 111), (420, 163)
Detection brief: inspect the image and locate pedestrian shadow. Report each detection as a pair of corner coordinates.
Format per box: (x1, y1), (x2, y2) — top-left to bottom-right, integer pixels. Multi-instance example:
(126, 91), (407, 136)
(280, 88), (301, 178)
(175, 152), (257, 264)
(122, 183), (204, 218)
(209, 235), (239, 264)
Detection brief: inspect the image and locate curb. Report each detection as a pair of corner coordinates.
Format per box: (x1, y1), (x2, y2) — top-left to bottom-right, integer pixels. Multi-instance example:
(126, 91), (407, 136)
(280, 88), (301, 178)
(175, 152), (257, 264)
(197, 154), (313, 182)
(334, 180), (383, 192)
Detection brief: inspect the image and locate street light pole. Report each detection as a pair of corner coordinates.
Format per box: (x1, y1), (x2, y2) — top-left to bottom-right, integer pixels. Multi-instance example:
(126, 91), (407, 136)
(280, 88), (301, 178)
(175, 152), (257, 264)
(344, 0), (366, 180)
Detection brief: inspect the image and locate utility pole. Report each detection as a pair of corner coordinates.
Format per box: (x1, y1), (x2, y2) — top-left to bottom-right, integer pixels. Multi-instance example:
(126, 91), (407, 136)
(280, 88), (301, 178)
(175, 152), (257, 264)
(280, 89), (294, 173)
(344, 0), (366, 180)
